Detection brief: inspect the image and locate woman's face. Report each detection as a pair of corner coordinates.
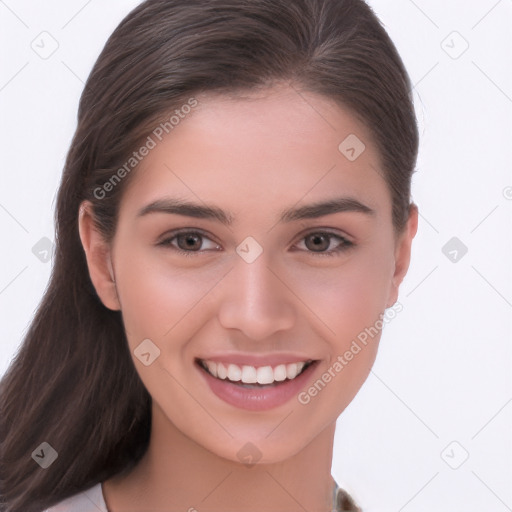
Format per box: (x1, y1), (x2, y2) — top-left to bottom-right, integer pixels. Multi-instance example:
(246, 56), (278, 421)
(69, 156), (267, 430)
(84, 85), (416, 463)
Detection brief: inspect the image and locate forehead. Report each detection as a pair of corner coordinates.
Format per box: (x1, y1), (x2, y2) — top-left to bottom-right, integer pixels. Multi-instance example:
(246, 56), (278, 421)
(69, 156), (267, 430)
(119, 85), (389, 223)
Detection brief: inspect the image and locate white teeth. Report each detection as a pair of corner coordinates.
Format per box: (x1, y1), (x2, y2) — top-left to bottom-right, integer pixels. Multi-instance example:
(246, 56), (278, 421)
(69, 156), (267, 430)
(273, 364), (287, 382)
(241, 365), (257, 383)
(217, 362), (227, 379)
(201, 359), (310, 384)
(286, 363), (299, 380)
(227, 364), (242, 382)
(256, 366), (274, 385)
(205, 360), (218, 378)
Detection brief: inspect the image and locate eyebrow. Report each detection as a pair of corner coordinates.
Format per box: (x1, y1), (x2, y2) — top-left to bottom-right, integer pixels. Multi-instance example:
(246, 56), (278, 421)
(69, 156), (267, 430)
(136, 196), (375, 225)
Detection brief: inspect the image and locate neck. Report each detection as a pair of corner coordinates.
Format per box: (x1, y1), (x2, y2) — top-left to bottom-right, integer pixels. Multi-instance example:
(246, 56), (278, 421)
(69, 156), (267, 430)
(104, 403), (338, 512)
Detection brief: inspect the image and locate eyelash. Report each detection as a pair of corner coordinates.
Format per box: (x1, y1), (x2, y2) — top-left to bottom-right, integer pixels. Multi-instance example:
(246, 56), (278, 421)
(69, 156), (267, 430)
(157, 229), (354, 258)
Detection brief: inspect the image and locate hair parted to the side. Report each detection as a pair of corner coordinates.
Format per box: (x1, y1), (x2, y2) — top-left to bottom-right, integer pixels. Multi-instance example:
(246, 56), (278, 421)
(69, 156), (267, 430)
(0, 1), (417, 510)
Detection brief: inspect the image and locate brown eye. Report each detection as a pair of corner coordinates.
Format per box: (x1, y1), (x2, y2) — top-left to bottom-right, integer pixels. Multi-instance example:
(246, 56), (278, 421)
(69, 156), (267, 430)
(304, 233), (330, 252)
(294, 231), (354, 257)
(158, 229), (221, 257)
(176, 233), (202, 251)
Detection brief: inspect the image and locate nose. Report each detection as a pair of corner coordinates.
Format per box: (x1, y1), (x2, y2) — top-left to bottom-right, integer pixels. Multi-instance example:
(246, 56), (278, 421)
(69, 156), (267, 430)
(217, 252), (296, 341)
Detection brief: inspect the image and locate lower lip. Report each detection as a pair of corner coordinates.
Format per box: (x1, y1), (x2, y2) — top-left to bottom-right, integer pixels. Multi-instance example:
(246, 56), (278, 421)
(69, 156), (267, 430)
(196, 360), (319, 411)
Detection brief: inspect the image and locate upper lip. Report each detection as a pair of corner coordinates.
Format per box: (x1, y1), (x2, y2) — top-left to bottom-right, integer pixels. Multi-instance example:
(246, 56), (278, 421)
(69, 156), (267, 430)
(196, 353), (318, 367)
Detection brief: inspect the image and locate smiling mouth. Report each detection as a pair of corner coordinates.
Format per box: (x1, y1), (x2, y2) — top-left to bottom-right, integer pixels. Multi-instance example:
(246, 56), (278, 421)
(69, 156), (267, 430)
(195, 358), (317, 388)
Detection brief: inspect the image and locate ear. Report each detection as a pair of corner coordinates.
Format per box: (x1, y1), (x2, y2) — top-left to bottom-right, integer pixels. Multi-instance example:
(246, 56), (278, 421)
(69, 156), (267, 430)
(386, 203), (418, 308)
(78, 201), (121, 311)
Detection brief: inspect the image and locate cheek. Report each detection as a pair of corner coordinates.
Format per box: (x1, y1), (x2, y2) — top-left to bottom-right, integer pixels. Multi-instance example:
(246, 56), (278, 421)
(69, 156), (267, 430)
(292, 248), (395, 342)
(289, 243), (394, 398)
(292, 255), (394, 420)
(112, 247), (220, 349)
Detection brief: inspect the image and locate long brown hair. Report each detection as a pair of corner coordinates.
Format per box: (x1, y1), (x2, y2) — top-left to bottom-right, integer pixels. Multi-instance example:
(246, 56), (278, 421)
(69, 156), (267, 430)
(0, 1), (418, 510)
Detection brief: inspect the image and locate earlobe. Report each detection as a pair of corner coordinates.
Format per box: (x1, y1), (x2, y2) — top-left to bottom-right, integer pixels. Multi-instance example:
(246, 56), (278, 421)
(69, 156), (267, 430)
(386, 204), (418, 308)
(78, 201), (121, 311)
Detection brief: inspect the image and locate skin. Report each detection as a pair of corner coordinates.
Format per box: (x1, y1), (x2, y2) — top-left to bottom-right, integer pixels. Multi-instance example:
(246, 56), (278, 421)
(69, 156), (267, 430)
(78, 84), (418, 511)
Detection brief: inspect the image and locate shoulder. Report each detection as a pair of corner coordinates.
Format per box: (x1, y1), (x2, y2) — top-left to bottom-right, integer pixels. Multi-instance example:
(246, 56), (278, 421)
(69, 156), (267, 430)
(43, 482), (108, 512)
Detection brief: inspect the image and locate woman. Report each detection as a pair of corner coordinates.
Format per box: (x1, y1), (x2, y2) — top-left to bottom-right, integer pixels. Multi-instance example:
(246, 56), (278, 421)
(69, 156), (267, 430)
(0, 0), (418, 510)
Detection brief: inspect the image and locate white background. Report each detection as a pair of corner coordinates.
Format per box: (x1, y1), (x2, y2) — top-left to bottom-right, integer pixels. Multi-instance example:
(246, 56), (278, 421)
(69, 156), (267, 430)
(0, 1), (511, 511)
